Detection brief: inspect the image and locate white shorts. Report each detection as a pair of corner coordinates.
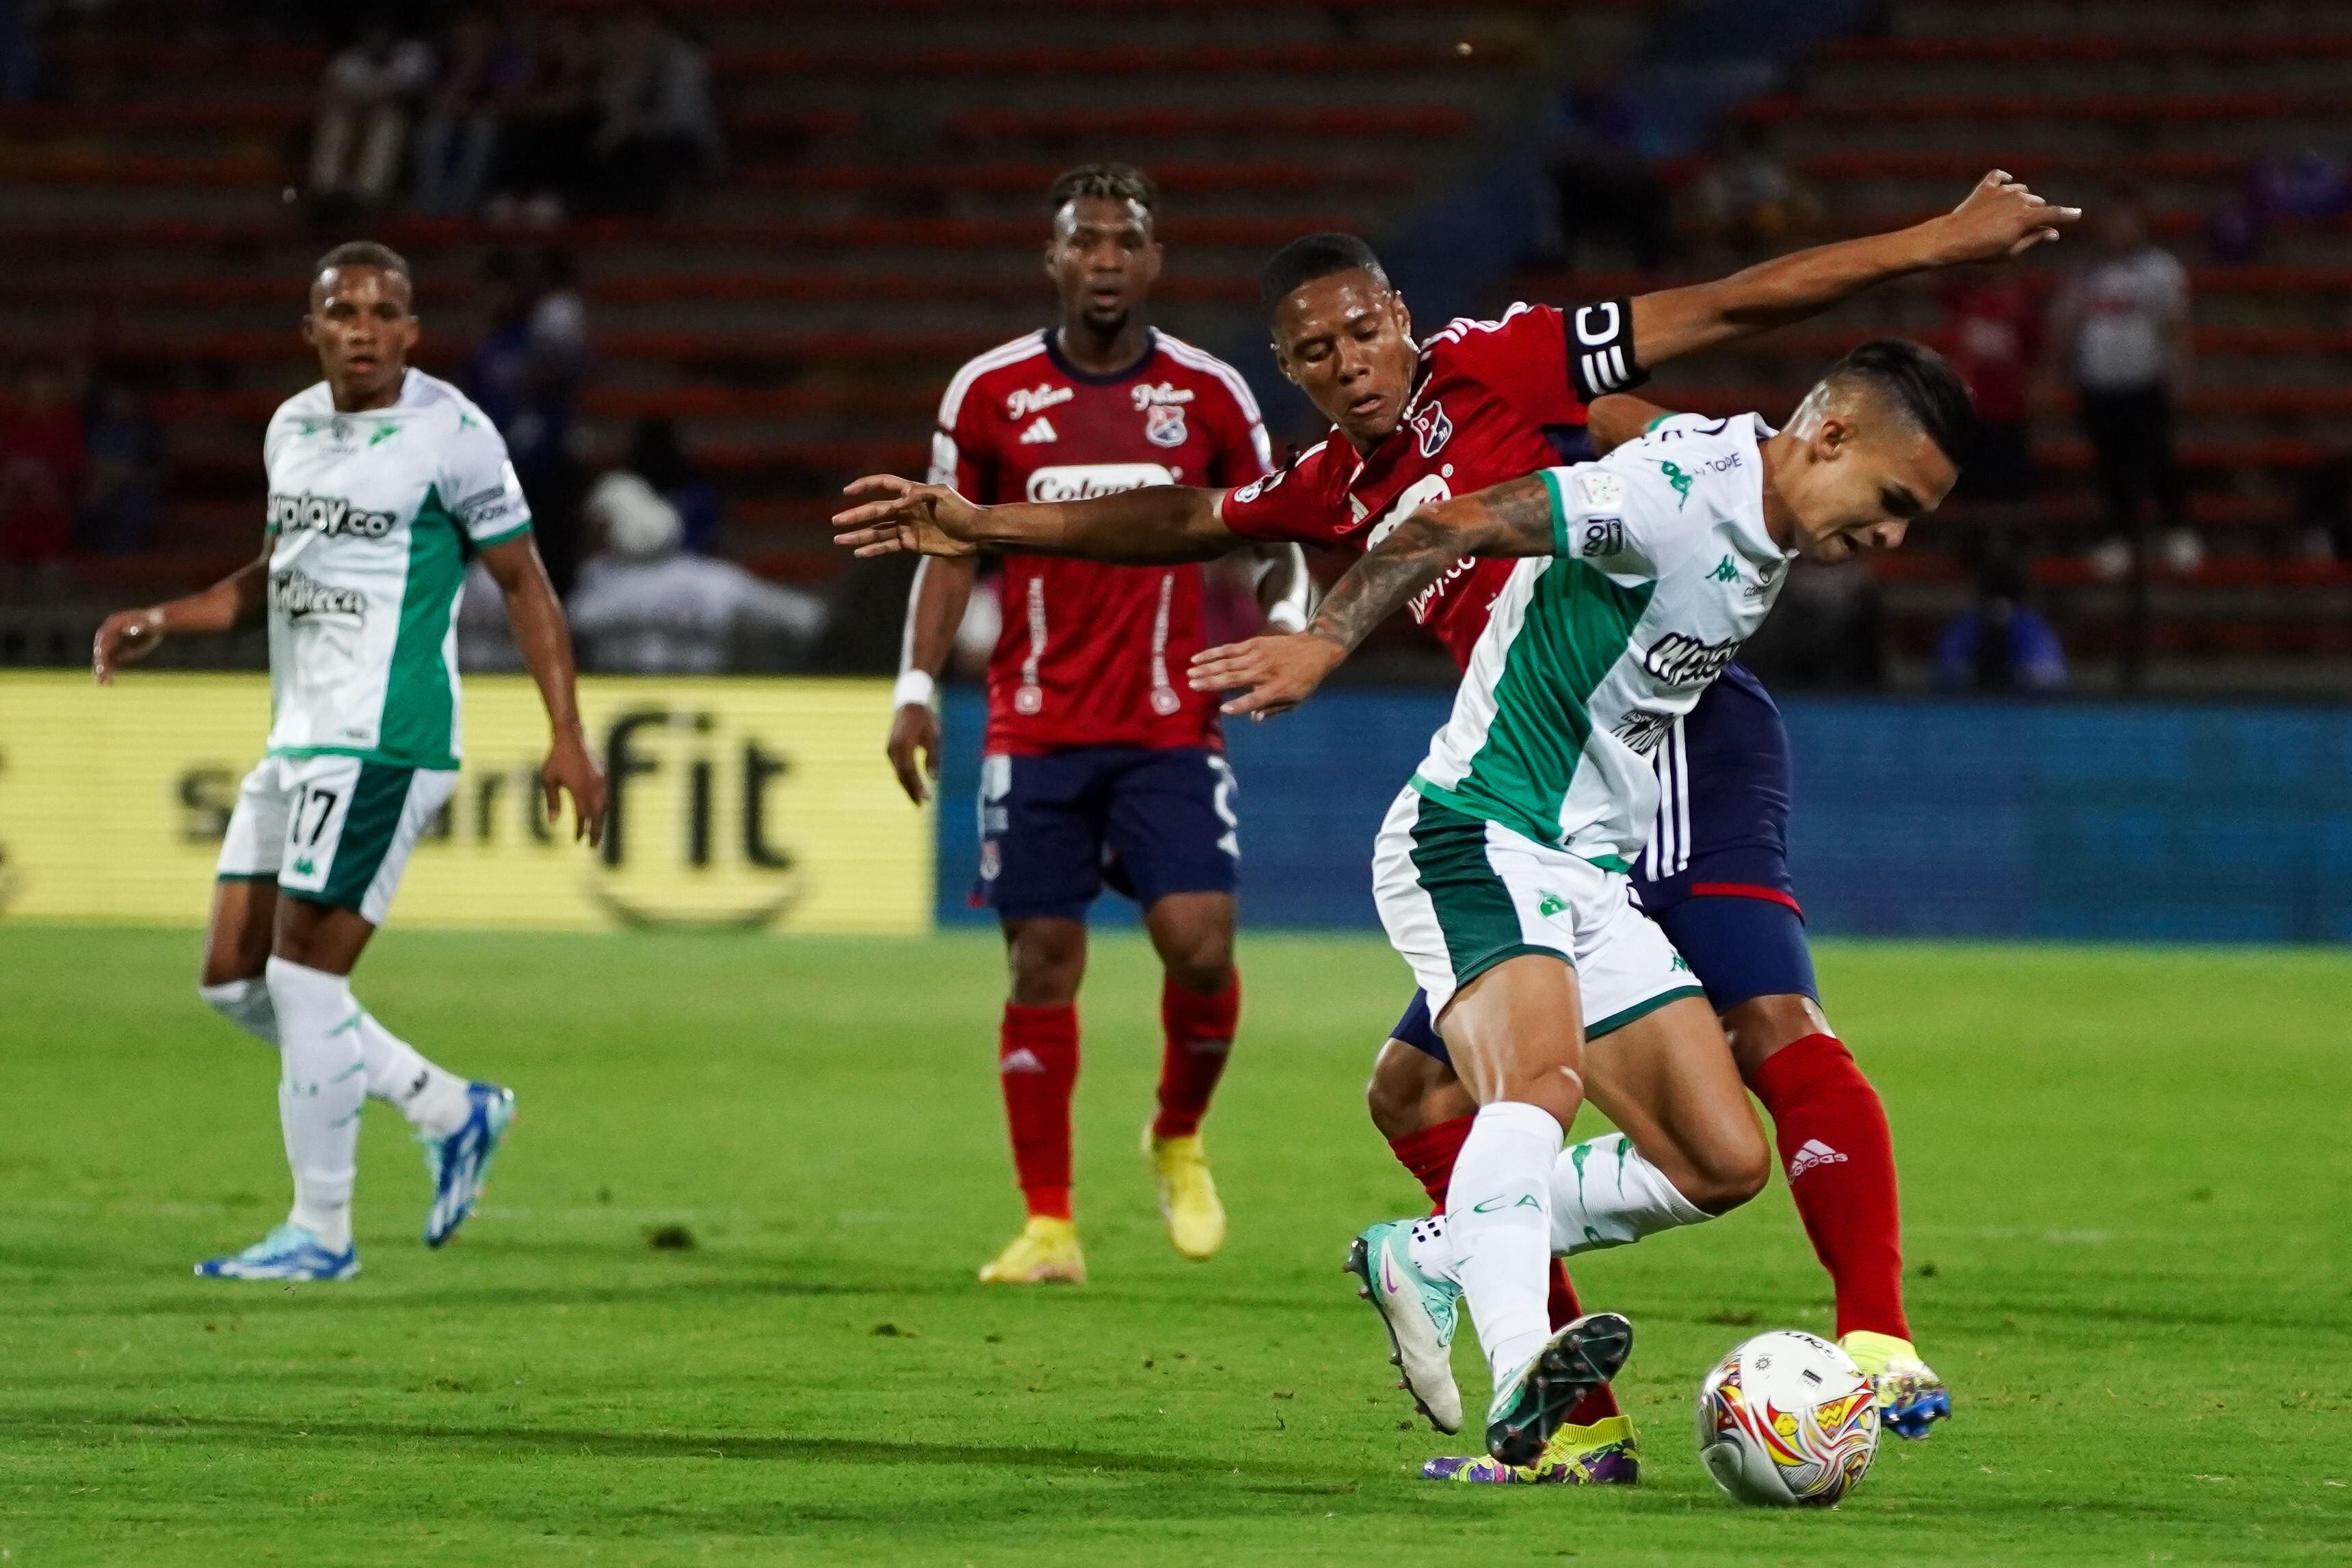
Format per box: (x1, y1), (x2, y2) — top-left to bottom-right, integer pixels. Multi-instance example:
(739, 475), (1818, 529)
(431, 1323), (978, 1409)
(1371, 784), (1703, 1034)
(217, 754), (458, 926)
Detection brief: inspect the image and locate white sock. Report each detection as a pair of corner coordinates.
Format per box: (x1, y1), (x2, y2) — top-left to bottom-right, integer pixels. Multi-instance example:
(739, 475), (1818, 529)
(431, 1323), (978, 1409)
(357, 1013), (474, 1139)
(1445, 1100), (1563, 1388)
(202, 978), (470, 1139)
(1407, 1132), (1714, 1280)
(265, 957), (365, 1253)
(1550, 1131), (1710, 1252)
(200, 978), (279, 1048)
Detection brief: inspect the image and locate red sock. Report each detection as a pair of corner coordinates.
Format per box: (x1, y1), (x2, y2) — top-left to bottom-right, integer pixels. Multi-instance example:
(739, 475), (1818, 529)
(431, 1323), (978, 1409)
(999, 1002), (1078, 1221)
(1150, 971), (1239, 1140)
(1748, 1033), (1910, 1341)
(1387, 1113), (1621, 1424)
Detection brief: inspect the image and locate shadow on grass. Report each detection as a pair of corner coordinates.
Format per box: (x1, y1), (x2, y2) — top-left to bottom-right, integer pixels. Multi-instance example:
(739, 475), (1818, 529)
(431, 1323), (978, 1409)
(10, 1409), (1362, 1489)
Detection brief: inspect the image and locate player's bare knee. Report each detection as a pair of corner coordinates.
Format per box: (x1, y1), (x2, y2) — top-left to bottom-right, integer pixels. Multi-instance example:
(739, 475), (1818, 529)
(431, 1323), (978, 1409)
(1005, 921), (1085, 1007)
(1161, 945), (1232, 996)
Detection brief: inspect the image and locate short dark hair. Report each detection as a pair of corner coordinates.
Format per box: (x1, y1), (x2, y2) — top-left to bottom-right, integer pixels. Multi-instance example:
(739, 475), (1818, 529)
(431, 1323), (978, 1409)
(1825, 338), (1974, 465)
(1044, 163), (1157, 222)
(311, 240), (412, 293)
(1260, 231), (1389, 317)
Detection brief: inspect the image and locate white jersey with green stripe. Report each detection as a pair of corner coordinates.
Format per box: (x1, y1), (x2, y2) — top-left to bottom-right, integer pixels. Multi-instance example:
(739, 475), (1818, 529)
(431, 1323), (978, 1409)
(260, 369), (531, 769)
(1410, 412), (1792, 869)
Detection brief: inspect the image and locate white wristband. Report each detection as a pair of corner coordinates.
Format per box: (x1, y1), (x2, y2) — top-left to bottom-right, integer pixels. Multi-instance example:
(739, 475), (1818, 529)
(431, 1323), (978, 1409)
(893, 669), (938, 709)
(1265, 602), (1308, 634)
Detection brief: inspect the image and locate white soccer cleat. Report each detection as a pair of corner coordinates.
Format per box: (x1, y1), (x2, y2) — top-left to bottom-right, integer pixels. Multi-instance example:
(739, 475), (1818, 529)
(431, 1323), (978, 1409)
(1345, 1217), (1464, 1433)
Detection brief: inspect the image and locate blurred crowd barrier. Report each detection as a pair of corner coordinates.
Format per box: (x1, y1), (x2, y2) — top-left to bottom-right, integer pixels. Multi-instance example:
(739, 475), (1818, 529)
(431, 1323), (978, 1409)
(0, 674), (929, 933)
(937, 689), (2352, 944)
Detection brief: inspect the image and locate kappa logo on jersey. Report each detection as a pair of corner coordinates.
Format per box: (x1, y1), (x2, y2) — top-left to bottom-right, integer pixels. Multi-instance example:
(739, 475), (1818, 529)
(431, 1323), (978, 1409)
(269, 491), (397, 540)
(268, 569), (367, 621)
(1409, 398), (1454, 458)
(1610, 708), (1676, 754)
(1656, 460), (1695, 509)
(1025, 462), (1176, 503)
(1641, 631), (1743, 687)
(1005, 383), (1074, 421)
(1708, 555), (1741, 583)
(1143, 403), (1188, 448)
(1018, 416), (1059, 444)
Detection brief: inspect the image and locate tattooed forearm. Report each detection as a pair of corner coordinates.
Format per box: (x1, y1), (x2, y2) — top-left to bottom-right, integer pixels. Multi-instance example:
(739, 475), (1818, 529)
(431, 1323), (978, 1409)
(1305, 474), (1559, 652)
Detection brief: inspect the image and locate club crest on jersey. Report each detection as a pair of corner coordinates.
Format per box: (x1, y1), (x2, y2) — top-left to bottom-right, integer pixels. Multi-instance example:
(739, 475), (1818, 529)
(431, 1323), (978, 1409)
(1641, 632), (1743, 687)
(1005, 383), (1073, 421)
(1409, 399), (1454, 458)
(1143, 403), (1189, 448)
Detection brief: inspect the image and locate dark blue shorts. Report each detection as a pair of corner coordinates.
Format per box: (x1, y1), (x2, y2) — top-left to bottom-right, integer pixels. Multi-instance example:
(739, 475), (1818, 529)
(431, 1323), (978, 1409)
(1389, 666), (1814, 1065)
(974, 745), (1239, 922)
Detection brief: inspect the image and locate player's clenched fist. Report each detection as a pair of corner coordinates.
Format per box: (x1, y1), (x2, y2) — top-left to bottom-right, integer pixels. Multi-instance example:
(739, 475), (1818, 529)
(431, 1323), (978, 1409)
(832, 475), (984, 559)
(1189, 632), (1349, 719)
(1933, 170), (2083, 263)
(92, 607), (167, 684)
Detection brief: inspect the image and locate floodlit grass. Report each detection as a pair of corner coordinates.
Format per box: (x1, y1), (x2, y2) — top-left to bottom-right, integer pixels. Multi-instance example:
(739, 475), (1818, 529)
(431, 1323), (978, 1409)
(2, 926), (2347, 1565)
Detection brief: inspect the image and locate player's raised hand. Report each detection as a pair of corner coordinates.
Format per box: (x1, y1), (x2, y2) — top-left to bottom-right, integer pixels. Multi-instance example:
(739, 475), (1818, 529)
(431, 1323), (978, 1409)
(92, 607), (166, 685)
(1935, 170), (2082, 263)
(1189, 633), (1349, 720)
(542, 727), (609, 849)
(832, 476), (983, 559)
(886, 702), (942, 806)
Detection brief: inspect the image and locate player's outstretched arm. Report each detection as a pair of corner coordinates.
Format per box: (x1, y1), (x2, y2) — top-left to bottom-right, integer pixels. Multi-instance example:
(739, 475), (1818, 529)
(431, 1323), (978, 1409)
(832, 474), (1239, 565)
(1189, 475), (1555, 718)
(92, 545), (272, 684)
(1627, 170), (2083, 366)
(479, 534), (607, 848)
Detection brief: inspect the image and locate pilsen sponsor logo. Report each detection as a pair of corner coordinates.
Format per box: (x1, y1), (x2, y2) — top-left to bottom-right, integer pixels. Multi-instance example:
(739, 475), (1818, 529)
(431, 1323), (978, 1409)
(1641, 632), (1743, 687)
(269, 491), (397, 540)
(1005, 383), (1074, 421)
(269, 569), (367, 621)
(1129, 382), (1195, 409)
(1024, 462), (1176, 503)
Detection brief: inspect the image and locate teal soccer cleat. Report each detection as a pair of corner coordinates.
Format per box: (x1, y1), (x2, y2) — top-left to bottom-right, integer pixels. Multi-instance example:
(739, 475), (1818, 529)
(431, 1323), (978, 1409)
(1485, 1312), (1635, 1469)
(1346, 1217), (1466, 1433)
(194, 1223), (358, 1281)
(423, 1082), (515, 1247)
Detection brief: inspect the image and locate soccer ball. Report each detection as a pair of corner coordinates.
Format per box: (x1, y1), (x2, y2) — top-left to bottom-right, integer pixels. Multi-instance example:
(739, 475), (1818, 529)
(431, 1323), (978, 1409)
(1695, 1329), (1880, 1506)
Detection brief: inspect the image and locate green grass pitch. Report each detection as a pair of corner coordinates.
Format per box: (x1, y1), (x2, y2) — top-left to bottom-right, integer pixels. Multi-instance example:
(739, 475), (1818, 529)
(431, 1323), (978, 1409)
(2, 926), (2348, 1566)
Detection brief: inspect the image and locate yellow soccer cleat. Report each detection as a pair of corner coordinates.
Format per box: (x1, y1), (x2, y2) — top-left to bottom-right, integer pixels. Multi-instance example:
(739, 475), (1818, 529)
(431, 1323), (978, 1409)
(977, 1216), (1087, 1284)
(1144, 1128), (1228, 1261)
(1422, 1413), (1641, 1485)
(1840, 1329), (1953, 1439)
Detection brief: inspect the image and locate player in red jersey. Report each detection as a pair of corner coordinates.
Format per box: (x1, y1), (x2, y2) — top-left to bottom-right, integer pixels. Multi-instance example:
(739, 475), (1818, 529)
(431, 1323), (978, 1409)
(843, 173), (2072, 1459)
(886, 164), (1306, 1285)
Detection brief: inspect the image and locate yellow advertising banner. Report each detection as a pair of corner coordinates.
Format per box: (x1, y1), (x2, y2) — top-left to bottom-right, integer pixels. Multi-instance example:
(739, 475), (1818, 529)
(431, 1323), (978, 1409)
(0, 672), (931, 933)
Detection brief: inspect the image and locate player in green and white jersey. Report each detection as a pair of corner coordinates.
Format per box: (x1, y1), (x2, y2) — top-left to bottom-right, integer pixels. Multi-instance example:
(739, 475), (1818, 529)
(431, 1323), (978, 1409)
(93, 242), (607, 1281)
(1190, 341), (1970, 1467)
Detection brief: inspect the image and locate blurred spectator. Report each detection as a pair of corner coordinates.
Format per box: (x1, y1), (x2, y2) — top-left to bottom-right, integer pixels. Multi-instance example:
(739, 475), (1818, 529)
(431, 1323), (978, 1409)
(1934, 556), (2067, 694)
(468, 248), (590, 592)
(2048, 199), (2197, 577)
(624, 416), (722, 554)
(308, 19), (433, 213)
(1542, 56), (1669, 273)
(410, 4), (514, 215)
(1741, 558), (1881, 691)
(1, 0), (47, 103)
(1684, 118), (1822, 265)
(2212, 148), (2352, 263)
(1941, 270), (2040, 515)
(568, 473), (823, 674)
(484, 6), (595, 227)
(0, 360), (85, 569)
(588, 5), (723, 216)
(79, 377), (161, 554)
(2295, 450), (2351, 563)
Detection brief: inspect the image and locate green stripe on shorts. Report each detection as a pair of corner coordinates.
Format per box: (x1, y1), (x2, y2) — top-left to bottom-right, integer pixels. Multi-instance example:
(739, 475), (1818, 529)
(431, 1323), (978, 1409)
(1407, 793), (1558, 995)
(1587, 985), (1706, 1040)
(317, 762), (412, 913)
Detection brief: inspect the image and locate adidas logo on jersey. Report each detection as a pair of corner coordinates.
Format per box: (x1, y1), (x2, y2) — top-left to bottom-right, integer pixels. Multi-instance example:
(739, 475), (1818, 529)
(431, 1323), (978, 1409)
(1018, 416), (1059, 444)
(1786, 1139), (1849, 1181)
(1000, 1048), (1047, 1075)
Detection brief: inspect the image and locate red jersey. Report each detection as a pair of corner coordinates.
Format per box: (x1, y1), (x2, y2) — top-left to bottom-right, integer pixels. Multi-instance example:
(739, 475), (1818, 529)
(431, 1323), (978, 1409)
(934, 329), (1272, 754)
(1217, 299), (1643, 668)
